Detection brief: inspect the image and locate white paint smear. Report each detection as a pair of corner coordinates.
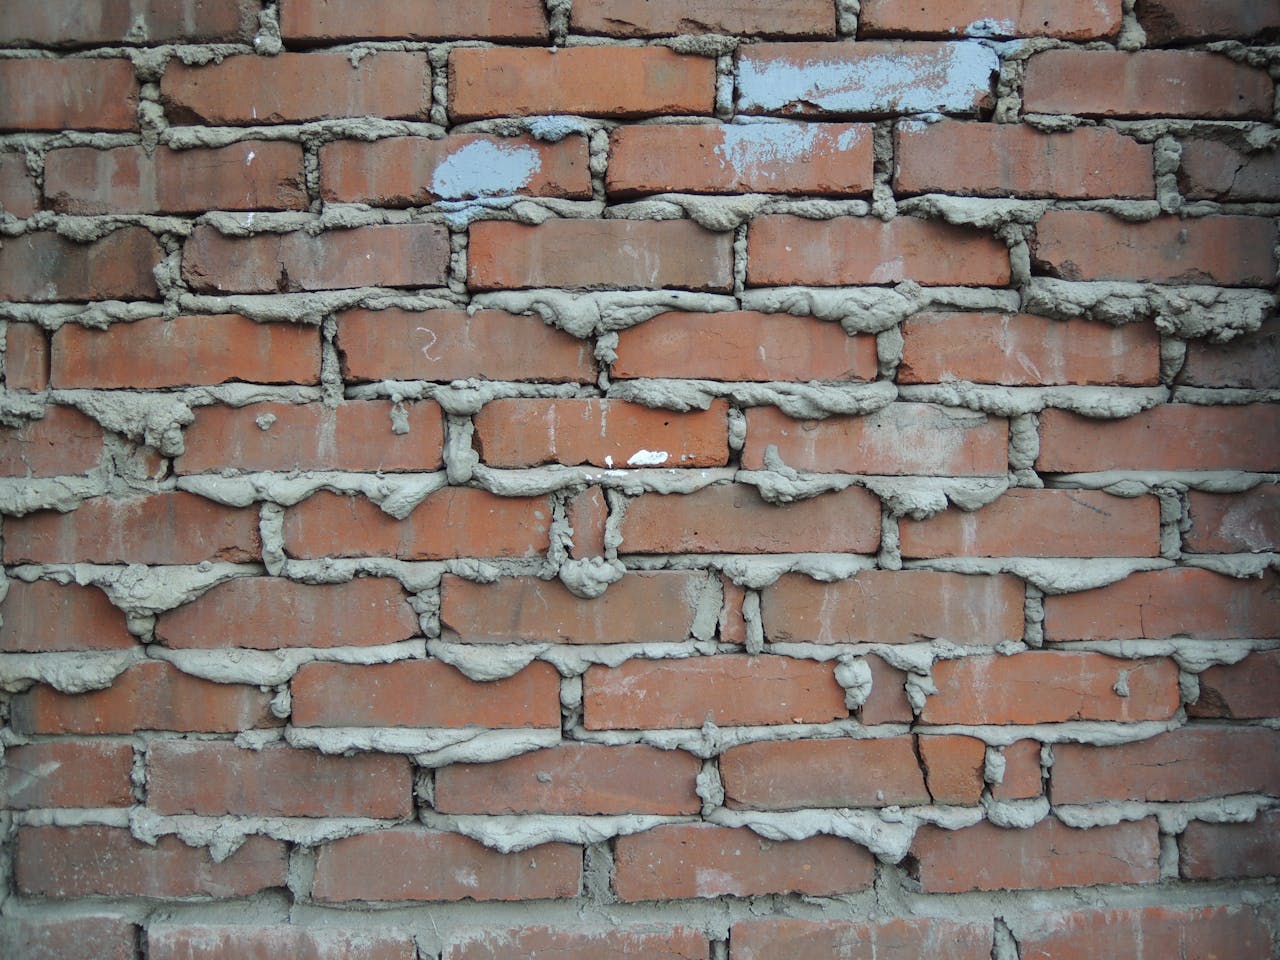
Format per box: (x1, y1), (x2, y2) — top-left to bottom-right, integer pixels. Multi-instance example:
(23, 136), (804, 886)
(431, 139), (541, 200)
(627, 450), (669, 466)
(713, 123), (864, 179)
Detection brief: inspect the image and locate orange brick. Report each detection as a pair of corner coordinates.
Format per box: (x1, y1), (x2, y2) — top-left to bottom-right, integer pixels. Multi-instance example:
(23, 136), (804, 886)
(148, 927), (417, 960)
(281, 0), (548, 41)
(0, 580), (133, 652)
(0, 153), (38, 218)
(719, 577), (749, 646)
(4, 323), (48, 391)
(567, 486), (608, 558)
(0, 1), (256, 45)
(446, 927), (709, 960)
(1185, 486), (1280, 553)
(1179, 140), (1280, 202)
(860, 655), (914, 725)
(572, 0), (836, 37)
(0, 917), (136, 960)
(991, 738), (1042, 801)
(0, 59), (138, 131)
(918, 734), (986, 804)
(0, 405), (104, 478)
(1191, 649), (1280, 719)
(1020, 906), (1275, 960)
(732, 918), (994, 960)
(1181, 813), (1280, 881)
(860, 0), (1121, 38)
(2, 741), (135, 809)
(0, 228), (161, 302)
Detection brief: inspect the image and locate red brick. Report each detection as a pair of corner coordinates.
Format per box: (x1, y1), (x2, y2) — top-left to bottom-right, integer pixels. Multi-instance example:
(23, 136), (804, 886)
(919, 652), (1180, 725)
(619, 485), (881, 554)
(1179, 140), (1280, 202)
(1023, 50), (1273, 119)
(1051, 727), (1280, 803)
(567, 486), (608, 558)
(338, 308), (597, 384)
(0, 1), (256, 45)
(157, 576), (416, 650)
(0, 580), (133, 652)
(738, 42), (998, 116)
(613, 311), (878, 382)
(0, 228), (162, 302)
(1038, 405), (1280, 473)
(282, 0), (547, 41)
(720, 737), (930, 809)
(912, 819), (1159, 892)
(17, 826), (286, 898)
(1032, 212), (1277, 286)
(12, 660), (277, 734)
(4, 492), (260, 565)
(614, 824), (873, 901)
(449, 46), (715, 120)
(175, 400), (444, 474)
(1185, 486), (1280, 554)
(743, 403), (1009, 476)
(731, 918), (994, 960)
(148, 927), (418, 960)
(51, 314), (320, 388)
(896, 122), (1151, 198)
(148, 741), (412, 818)
(860, 654), (914, 725)
(1043, 568), (1279, 641)
(312, 829), (581, 902)
(183, 224), (450, 293)
(0, 153), (38, 218)
(468, 220), (733, 292)
(861, 0), (1121, 38)
(282, 489), (551, 560)
(1181, 813), (1280, 881)
(446, 927), (709, 960)
(2, 740), (134, 809)
(1178, 319), (1280, 389)
(321, 134), (589, 205)
(899, 313), (1160, 385)
(435, 744), (702, 815)
(46, 142), (306, 215)
(748, 214), (1010, 287)
(161, 52), (431, 124)
(4, 322), (48, 391)
(573, 0), (834, 37)
(291, 660), (561, 729)
(0, 405), (104, 477)
(0, 917), (136, 960)
(719, 577), (748, 646)
(440, 572), (708, 644)
(918, 734), (986, 804)
(608, 122), (873, 196)
(0, 59), (138, 130)
(582, 655), (847, 729)
(473, 397), (729, 469)
(1139, 0), (1280, 43)
(1019, 906), (1276, 960)
(899, 489), (1161, 558)
(992, 738), (1042, 801)
(1191, 650), (1280, 719)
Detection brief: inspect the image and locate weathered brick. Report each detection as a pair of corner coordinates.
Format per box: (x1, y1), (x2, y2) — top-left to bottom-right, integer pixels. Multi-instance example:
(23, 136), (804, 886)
(148, 741), (412, 817)
(0, 1), (256, 45)
(291, 660), (561, 729)
(583, 655), (847, 729)
(2, 740), (135, 809)
(175, 400), (444, 473)
(12, 661), (277, 735)
(748, 214), (1010, 287)
(1138, 0), (1280, 43)
(183, 224), (451, 293)
(4, 322), (48, 391)
(338, 308), (597, 384)
(1043, 568), (1279, 641)
(613, 311), (878, 382)
(0, 405), (104, 477)
(1019, 905), (1276, 960)
(0, 917), (136, 960)
(446, 927), (709, 960)
(1032, 212), (1277, 285)
(148, 927), (418, 960)
(51, 314), (320, 388)
(860, 0), (1122, 38)
(567, 486), (608, 558)
(1023, 50), (1274, 118)
(919, 652), (1180, 725)
(911, 819), (1160, 892)
(0, 59), (138, 130)
(1178, 318), (1280, 389)
(162, 52), (432, 124)
(434, 744), (702, 815)
(918, 734), (986, 804)
(618, 485), (882, 554)
(1190, 649), (1280, 719)
(1037, 405), (1280, 473)
(321, 134), (590, 205)
(899, 489), (1162, 558)
(468, 220), (733, 292)
(573, 0), (835, 37)
(1179, 140), (1280, 202)
(0, 228), (162, 302)
(719, 577), (749, 646)
(156, 576), (418, 649)
(860, 655), (914, 725)
(1185, 486), (1280, 554)
(0, 152), (38, 217)
(992, 738), (1042, 801)
(743, 403), (1008, 475)
(608, 122), (873, 196)
(312, 829), (581, 902)
(473, 398), (729, 468)
(720, 737), (930, 809)
(1051, 727), (1280, 803)
(614, 824), (874, 901)
(1181, 812), (1280, 880)
(731, 918), (995, 960)
(449, 46), (715, 120)
(0, 580), (133, 652)
(17, 826), (286, 898)
(282, 489), (552, 560)
(281, 0), (548, 41)
(739, 41), (998, 116)
(439, 572), (709, 644)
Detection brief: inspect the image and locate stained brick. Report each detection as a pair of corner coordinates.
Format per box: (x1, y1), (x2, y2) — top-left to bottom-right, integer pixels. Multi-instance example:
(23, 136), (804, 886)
(1177, 319), (1280, 389)
(0, 152), (39, 217)
(1019, 906), (1276, 959)
(1138, 0), (1280, 43)
(731, 918), (995, 960)
(0, 405), (104, 478)
(0, 228), (162, 302)
(281, 0), (548, 42)
(1190, 649), (1280, 719)
(0, 917), (136, 960)
(573, 0), (835, 37)
(4, 322), (48, 391)
(1179, 140), (1280, 202)
(1185, 486), (1280, 554)
(2, 740), (135, 809)
(446, 927), (709, 960)
(0, 1), (256, 45)
(0, 580), (133, 652)
(0, 59), (138, 130)
(1181, 813), (1280, 880)
(148, 927), (418, 960)
(992, 739), (1043, 801)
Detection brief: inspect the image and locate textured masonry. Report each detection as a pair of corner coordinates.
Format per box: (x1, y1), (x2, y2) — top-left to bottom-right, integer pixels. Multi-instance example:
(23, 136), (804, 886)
(0, 0), (1278, 958)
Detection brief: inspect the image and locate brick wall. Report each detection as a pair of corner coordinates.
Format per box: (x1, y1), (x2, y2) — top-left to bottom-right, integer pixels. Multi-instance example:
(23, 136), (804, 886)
(1, 1), (1278, 957)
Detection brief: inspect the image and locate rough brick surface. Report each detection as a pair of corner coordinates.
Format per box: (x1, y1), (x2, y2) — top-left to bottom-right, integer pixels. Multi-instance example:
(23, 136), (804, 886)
(281, 0), (549, 42)
(0, 580), (133, 652)
(0, 1), (257, 45)
(3, 322), (48, 391)
(0, 59), (139, 130)
(1181, 813), (1280, 881)
(572, 0), (836, 38)
(1138, 0), (1280, 43)
(2, 740), (135, 809)
(0, 916), (137, 960)
(0, 228), (162, 302)
(446, 927), (709, 960)
(1018, 906), (1277, 959)
(731, 918), (995, 960)
(148, 927), (419, 960)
